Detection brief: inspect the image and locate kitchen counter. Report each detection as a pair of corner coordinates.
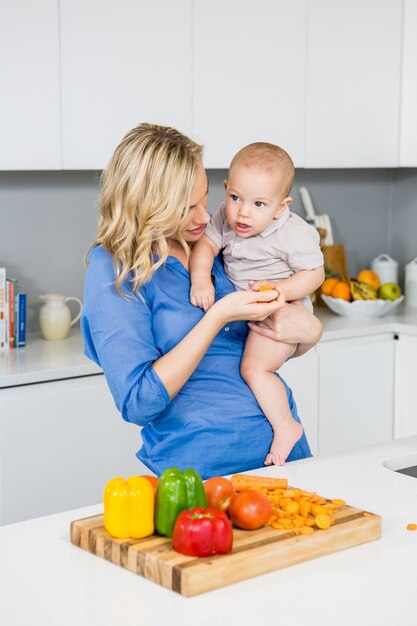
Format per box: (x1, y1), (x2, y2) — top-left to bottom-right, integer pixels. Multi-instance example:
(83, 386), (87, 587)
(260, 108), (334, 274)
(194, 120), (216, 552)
(1, 437), (416, 626)
(0, 328), (101, 387)
(316, 302), (417, 340)
(1, 304), (417, 388)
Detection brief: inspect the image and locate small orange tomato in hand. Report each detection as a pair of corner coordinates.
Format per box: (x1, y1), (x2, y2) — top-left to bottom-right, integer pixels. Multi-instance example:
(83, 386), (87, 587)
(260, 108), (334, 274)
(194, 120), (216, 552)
(229, 490), (272, 530)
(204, 477), (236, 513)
(140, 475), (159, 496)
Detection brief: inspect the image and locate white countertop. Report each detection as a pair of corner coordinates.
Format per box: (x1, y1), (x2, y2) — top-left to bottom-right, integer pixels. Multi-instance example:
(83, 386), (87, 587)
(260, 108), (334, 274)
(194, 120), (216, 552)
(0, 328), (101, 387)
(1, 436), (416, 626)
(1, 304), (417, 388)
(316, 302), (417, 340)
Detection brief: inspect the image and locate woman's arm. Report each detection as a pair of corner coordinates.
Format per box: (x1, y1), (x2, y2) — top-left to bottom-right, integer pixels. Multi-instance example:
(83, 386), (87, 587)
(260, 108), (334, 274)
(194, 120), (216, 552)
(153, 288), (282, 398)
(83, 248), (283, 426)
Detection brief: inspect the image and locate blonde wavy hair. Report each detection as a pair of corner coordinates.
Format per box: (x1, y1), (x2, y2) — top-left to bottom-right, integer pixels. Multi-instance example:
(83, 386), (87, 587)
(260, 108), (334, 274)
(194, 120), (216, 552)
(90, 123), (203, 294)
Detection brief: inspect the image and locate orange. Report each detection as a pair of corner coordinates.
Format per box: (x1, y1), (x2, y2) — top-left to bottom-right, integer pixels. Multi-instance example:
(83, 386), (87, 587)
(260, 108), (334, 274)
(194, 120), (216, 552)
(330, 281), (351, 301)
(357, 269), (380, 291)
(321, 277), (339, 296)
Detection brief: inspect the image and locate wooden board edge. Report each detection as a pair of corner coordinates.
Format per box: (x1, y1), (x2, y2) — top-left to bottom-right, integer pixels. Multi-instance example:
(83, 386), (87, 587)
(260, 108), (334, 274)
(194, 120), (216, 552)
(177, 514), (381, 596)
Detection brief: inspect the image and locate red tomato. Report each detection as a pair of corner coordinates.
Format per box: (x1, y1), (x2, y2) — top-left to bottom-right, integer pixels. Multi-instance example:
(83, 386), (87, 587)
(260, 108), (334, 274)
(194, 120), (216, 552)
(204, 477), (236, 513)
(140, 475), (159, 496)
(229, 490), (272, 530)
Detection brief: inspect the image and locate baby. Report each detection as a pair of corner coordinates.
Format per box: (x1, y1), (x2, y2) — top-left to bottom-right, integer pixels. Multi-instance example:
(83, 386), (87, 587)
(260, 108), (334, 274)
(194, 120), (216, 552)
(190, 142), (324, 465)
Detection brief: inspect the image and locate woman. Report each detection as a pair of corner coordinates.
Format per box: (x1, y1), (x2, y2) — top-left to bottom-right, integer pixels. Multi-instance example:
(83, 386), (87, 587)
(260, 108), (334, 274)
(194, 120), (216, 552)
(81, 123), (322, 478)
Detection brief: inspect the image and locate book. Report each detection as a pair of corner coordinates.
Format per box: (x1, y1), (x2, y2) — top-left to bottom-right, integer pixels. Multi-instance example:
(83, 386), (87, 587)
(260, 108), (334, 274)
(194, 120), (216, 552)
(17, 293), (26, 348)
(6, 278), (18, 348)
(14, 288), (19, 348)
(0, 267), (6, 350)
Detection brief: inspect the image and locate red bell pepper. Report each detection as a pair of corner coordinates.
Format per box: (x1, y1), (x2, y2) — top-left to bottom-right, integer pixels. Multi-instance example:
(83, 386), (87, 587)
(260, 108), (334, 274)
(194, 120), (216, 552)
(172, 507), (233, 557)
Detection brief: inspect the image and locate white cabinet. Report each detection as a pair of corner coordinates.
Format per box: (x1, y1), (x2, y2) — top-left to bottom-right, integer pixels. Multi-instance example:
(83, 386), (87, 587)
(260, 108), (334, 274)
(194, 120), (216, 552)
(394, 334), (417, 438)
(281, 349), (319, 455)
(399, 0), (417, 166)
(317, 334), (394, 456)
(60, 0), (192, 169)
(305, 0), (403, 167)
(0, 0), (61, 169)
(0, 375), (146, 524)
(1, 0), (414, 169)
(193, 0), (307, 168)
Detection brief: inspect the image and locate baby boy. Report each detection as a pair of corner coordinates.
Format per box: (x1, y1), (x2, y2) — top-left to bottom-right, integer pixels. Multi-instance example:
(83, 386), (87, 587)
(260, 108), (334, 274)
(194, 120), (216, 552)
(190, 142), (324, 464)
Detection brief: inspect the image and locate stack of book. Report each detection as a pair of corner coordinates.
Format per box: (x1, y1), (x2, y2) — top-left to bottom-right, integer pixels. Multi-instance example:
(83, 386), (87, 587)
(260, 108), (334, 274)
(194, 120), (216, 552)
(0, 267), (26, 350)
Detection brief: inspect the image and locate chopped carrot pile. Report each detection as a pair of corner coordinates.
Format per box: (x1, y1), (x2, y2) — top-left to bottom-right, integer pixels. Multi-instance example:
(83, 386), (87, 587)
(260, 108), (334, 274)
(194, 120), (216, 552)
(230, 474), (346, 534)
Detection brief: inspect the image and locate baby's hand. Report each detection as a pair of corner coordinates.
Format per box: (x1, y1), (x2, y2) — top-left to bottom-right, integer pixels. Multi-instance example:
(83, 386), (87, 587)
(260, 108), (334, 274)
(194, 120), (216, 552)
(190, 282), (215, 312)
(249, 281), (286, 308)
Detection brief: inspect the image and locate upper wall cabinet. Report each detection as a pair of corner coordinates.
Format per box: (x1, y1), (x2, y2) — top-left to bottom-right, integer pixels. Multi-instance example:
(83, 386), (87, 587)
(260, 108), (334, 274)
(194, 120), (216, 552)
(305, 0), (403, 168)
(0, 0), (61, 170)
(2, 0), (416, 170)
(60, 0), (192, 169)
(193, 0), (308, 168)
(399, 0), (417, 166)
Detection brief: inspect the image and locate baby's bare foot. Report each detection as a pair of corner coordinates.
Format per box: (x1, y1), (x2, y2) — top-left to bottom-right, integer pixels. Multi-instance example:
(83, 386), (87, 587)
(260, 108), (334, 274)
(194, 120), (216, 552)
(264, 420), (304, 466)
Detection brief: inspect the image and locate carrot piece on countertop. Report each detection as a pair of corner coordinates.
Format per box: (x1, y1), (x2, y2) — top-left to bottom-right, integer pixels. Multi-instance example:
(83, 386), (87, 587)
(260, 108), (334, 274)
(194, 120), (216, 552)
(407, 523), (417, 531)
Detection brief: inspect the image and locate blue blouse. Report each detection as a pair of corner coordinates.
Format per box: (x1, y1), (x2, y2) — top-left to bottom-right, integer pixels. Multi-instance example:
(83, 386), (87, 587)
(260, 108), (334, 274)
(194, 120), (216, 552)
(81, 246), (312, 478)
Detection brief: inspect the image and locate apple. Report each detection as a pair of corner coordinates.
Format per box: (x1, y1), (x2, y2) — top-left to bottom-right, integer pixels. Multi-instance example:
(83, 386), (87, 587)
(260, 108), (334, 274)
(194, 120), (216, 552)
(378, 283), (402, 300)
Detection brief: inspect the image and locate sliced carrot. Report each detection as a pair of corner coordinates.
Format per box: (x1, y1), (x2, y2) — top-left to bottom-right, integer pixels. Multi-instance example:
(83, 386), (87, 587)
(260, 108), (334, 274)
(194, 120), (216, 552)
(315, 514), (332, 530)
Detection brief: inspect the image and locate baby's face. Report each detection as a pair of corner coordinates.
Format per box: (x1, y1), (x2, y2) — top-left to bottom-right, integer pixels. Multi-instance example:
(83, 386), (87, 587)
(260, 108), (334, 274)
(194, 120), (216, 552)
(224, 164), (291, 238)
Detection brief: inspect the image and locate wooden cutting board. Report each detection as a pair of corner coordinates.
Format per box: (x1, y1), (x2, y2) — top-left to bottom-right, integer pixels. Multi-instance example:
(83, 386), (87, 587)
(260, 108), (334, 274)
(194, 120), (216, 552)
(315, 243), (349, 306)
(70, 497), (381, 596)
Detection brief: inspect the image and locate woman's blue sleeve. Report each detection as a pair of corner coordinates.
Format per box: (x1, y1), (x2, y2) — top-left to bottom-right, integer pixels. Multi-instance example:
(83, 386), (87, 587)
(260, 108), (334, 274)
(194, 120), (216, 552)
(81, 248), (170, 426)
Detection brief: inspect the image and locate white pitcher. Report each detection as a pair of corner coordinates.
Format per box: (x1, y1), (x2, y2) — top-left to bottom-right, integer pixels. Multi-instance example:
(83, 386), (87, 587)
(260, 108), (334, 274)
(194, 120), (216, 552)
(39, 294), (83, 340)
(405, 258), (417, 308)
(371, 253), (399, 285)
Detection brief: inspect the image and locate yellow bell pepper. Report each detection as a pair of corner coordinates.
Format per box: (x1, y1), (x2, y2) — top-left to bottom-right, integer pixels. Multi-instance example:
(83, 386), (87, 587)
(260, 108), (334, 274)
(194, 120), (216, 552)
(103, 476), (154, 539)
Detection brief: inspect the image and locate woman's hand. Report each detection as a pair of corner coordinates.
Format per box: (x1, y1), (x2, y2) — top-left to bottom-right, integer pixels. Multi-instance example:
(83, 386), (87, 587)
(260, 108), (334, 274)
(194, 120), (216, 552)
(211, 288), (283, 324)
(248, 300), (323, 345)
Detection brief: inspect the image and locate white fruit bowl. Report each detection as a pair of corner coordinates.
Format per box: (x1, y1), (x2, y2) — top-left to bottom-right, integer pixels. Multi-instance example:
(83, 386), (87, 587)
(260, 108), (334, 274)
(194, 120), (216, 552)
(321, 295), (404, 319)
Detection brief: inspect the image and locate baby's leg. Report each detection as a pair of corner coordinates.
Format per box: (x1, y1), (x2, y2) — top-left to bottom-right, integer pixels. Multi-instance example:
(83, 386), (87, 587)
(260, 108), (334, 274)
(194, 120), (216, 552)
(241, 329), (303, 466)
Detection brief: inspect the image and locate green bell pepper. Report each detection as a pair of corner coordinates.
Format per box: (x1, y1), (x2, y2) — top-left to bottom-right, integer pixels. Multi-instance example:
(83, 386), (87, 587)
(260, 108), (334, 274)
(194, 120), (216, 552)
(155, 467), (208, 537)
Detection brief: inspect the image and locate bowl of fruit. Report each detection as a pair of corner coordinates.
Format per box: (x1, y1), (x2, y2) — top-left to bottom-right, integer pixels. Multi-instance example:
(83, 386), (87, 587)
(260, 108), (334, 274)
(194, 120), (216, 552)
(320, 270), (403, 319)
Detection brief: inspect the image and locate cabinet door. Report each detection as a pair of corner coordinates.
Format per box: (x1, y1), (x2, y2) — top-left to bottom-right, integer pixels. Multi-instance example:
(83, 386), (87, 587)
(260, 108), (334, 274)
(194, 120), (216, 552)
(0, 375), (146, 524)
(0, 0), (61, 169)
(305, 0), (402, 167)
(394, 334), (417, 438)
(399, 0), (417, 166)
(317, 334), (394, 456)
(280, 349), (318, 455)
(193, 0), (307, 168)
(60, 0), (192, 169)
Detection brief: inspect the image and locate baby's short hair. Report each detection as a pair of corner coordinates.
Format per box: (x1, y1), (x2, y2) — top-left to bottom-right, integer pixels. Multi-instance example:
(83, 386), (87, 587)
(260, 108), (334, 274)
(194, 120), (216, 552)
(229, 142), (295, 196)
